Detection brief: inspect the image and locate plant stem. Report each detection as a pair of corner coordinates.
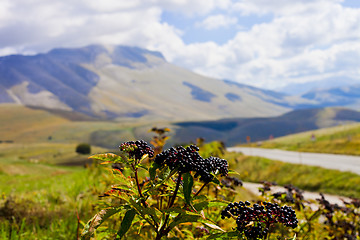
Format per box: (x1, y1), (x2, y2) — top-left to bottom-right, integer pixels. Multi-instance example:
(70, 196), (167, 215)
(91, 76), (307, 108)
(168, 174), (182, 208)
(133, 164), (144, 199)
(156, 174), (182, 240)
(133, 164), (160, 229)
(194, 182), (208, 198)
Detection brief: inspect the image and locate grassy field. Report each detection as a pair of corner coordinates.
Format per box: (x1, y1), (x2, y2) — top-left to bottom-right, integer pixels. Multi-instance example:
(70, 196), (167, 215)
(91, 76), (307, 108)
(245, 122), (360, 155)
(3, 104), (360, 238)
(226, 151), (360, 198)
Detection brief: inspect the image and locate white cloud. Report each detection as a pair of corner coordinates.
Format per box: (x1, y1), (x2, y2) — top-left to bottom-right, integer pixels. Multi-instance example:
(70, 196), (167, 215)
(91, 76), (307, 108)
(0, 0), (360, 90)
(158, 0), (360, 89)
(155, 0), (232, 15)
(196, 14), (237, 30)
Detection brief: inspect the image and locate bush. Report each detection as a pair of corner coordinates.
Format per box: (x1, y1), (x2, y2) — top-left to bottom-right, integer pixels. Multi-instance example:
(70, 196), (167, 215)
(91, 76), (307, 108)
(76, 143), (91, 155)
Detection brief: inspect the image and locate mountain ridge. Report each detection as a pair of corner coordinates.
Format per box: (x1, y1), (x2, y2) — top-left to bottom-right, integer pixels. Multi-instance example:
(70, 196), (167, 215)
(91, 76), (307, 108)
(2, 44), (358, 122)
(0, 44), (303, 121)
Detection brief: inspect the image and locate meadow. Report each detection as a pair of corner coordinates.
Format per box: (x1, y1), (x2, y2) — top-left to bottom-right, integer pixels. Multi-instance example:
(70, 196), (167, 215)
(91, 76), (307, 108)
(2, 105), (360, 239)
(252, 122), (360, 155)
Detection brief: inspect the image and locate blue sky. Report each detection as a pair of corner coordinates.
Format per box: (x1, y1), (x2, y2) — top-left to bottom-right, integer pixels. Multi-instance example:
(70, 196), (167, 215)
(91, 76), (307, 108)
(0, 0), (360, 91)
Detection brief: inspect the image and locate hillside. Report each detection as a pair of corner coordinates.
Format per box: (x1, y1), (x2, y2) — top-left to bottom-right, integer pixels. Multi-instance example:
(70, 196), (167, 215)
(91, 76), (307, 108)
(171, 107), (360, 146)
(253, 120), (360, 155)
(0, 44), (314, 122)
(301, 83), (360, 110)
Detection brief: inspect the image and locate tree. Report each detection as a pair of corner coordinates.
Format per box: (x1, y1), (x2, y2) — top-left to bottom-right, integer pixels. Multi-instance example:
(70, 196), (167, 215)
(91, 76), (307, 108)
(76, 143), (91, 154)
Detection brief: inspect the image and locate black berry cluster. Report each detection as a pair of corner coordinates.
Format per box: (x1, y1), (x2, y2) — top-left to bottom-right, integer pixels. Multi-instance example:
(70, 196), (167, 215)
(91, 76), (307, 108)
(221, 176), (243, 189)
(221, 201), (298, 239)
(119, 140), (154, 160)
(317, 193), (359, 239)
(154, 145), (228, 182)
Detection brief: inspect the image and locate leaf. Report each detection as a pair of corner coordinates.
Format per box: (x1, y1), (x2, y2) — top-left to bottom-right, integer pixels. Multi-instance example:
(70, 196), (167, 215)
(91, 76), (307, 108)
(140, 153), (149, 163)
(112, 169), (133, 189)
(149, 162), (162, 180)
(116, 208), (136, 239)
(129, 198), (160, 225)
(168, 214), (200, 231)
(90, 153), (125, 164)
(211, 176), (220, 185)
(207, 201), (229, 208)
(206, 231), (239, 239)
(183, 172), (193, 205)
(193, 200), (228, 212)
(202, 222), (225, 232)
(81, 207), (122, 239)
(227, 169), (241, 176)
(193, 201), (209, 212)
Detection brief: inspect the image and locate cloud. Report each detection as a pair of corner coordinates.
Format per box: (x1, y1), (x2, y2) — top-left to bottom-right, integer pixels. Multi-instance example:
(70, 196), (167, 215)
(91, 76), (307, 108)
(0, 0), (359, 90)
(159, 0), (360, 89)
(196, 14), (237, 30)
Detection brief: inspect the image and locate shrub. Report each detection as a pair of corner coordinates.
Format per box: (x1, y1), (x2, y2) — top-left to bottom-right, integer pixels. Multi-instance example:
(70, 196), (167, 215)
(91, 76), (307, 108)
(76, 143), (91, 155)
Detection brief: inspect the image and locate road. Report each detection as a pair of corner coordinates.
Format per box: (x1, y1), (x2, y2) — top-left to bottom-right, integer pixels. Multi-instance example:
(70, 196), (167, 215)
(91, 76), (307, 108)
(242, 182), (351, 206)
(227, 147), (360, 175)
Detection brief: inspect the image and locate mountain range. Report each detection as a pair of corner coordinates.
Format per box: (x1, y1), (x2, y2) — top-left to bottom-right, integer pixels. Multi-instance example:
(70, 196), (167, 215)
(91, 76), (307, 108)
(170, 107), (360, 146)
(0, 44), (359, 122)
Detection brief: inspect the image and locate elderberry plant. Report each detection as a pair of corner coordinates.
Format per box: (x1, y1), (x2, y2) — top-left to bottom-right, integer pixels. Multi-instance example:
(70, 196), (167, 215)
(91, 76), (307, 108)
(81, 132), (302, 240)
(221, 201), (298, 239)
(81, 139), (231, 240)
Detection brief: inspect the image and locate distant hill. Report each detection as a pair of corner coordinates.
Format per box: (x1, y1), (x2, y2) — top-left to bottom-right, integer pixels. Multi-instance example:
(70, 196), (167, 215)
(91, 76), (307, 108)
(277, 76), (359, 95)
(301, 84), (360, 110)
(171, 107), (360, 146)
(0, 44), (314, 122)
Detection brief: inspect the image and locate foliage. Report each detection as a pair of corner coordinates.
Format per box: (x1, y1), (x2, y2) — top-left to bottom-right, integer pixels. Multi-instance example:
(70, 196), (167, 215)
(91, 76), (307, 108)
(76, 143), (92, 155)
(4, 123), (360, 239)
(81, 133), (298, 239)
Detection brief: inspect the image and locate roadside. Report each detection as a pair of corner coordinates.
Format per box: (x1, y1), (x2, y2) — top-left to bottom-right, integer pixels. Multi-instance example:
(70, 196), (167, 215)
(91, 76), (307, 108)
(228, 147), (360, 175)
(242, 182), (352, 206)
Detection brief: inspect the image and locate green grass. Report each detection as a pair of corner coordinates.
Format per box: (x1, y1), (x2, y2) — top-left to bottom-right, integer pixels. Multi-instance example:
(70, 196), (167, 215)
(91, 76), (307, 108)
(246, 122), (360, 155)
(226, 151), (360, 198)
(0, 164), (105, 239)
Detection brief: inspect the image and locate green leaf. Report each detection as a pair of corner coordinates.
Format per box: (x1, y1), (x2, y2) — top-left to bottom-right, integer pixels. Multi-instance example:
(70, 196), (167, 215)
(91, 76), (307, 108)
(149, 162), (162, 180)
(183, 172), (194, 205)
(193, 200), (228, 212)
(129, 198), (160, 226)
(211, 176), (220, 185)
(81, 207), (122, 239)
(90, 153), (125, 164)
(116, 209), (136, 239)
(168, 214), (200, 231)
(193, 201), (209, 211)
(227, 169), (241, 176)
(207, 201), (229, 208)
(206, 231), (239, 239)
(202, 222), (225, 232)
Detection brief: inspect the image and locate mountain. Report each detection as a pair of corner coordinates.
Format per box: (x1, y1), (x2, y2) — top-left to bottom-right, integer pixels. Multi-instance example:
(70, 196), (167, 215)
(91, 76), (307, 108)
(0, 44), (315, 122)
(301, 84), (360, 110)
(277, 76), (359, 95)
(170, 107), (360, 146)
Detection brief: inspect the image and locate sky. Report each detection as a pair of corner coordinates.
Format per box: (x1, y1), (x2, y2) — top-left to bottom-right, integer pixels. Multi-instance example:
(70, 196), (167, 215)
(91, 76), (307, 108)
(1, 0), (360, 91)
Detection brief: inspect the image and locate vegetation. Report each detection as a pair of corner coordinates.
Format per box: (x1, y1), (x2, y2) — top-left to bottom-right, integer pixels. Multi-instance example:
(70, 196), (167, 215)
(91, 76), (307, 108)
(81, 136), (300, 239)
(3, 104), (360, 239)
(76, 143), (91, 155)
(250, 122), (360, 155)
(228, 152), (360, 198)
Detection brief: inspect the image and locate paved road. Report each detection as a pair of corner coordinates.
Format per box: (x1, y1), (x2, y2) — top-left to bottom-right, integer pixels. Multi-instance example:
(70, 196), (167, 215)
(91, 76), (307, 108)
(228, 147), (360, 175)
